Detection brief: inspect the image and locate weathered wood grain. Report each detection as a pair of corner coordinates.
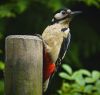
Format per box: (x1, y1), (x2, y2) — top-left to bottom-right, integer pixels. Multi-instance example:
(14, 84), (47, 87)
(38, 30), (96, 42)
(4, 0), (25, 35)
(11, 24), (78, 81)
(5, 35), (43, 95)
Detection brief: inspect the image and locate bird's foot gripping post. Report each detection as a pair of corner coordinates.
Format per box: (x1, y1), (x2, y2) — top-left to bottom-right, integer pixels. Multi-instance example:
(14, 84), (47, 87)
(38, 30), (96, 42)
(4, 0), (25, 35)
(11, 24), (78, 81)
(5, 35), (43, 95)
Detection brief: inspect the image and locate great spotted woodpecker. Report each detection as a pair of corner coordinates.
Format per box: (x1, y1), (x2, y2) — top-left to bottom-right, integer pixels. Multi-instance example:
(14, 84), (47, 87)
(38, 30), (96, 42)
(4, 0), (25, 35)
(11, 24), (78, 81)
(37, 8), (81, 92)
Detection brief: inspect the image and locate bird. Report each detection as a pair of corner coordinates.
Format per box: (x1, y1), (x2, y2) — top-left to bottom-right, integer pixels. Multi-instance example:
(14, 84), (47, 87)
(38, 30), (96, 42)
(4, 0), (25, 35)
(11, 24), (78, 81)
(36, 8), (81, 92)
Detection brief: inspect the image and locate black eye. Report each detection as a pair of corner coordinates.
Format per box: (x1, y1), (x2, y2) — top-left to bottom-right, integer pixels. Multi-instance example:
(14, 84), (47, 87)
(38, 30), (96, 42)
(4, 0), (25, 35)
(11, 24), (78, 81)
(61, 11), (66, 15)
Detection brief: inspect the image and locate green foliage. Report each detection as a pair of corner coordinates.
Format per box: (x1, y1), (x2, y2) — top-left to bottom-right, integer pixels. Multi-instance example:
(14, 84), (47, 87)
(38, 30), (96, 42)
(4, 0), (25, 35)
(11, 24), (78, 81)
(0, 80), (4, 95)
(0, 61), (5, 70)
(62, 64), (72, 75)
(0, 0), (29, 18)
(80, 0), (100, 8)
(0, 0), (99, 19)
(0, 4), (15, 18)
(58, 64), (100, 95)
(63, 0), (100, 8)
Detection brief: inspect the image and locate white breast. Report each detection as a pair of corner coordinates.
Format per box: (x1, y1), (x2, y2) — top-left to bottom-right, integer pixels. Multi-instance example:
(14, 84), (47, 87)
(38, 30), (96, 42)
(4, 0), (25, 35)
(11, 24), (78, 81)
(42, 23), (69, 63)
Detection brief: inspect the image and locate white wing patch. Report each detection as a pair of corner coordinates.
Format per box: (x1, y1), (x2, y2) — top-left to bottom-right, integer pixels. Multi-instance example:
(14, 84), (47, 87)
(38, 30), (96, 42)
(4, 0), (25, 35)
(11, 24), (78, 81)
(64, 28), (70, 34)
(56, 32), (71, 68)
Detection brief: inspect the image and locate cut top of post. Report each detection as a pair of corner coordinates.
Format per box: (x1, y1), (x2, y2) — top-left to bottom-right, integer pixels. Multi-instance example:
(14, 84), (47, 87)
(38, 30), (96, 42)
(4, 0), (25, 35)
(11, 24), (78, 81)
(6, 35), (42, 41)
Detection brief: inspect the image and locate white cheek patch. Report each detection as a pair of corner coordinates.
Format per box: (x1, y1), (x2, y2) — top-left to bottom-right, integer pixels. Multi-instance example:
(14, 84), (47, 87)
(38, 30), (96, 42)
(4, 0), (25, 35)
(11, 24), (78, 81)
(54, 13), (62, 19)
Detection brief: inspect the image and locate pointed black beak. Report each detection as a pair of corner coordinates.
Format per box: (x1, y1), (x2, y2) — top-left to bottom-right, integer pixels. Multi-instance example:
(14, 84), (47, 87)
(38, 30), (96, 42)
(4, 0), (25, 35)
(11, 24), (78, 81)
(71, 11), (82, 15)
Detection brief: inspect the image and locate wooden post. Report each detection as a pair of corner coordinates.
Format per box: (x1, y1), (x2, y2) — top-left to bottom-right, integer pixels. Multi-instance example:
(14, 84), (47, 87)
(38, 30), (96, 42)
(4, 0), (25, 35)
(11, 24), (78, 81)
(5, 35), (43, 95)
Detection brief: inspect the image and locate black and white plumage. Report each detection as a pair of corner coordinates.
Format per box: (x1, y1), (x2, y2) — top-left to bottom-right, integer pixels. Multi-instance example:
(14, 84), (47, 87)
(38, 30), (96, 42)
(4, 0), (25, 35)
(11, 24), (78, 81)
(51, 8), (71, 24)
(56, 29), (71, 69)
(41, 8), (81, 92)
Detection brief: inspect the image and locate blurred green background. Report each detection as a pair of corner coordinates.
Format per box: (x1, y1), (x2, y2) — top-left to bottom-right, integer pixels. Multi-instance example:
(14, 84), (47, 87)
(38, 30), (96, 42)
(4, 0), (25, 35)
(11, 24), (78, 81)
(0, 0), (100, 95)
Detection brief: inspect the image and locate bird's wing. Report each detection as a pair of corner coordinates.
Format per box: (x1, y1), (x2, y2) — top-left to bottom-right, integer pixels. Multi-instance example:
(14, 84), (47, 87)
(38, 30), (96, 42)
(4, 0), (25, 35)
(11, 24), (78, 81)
(56, 32), (71, 68)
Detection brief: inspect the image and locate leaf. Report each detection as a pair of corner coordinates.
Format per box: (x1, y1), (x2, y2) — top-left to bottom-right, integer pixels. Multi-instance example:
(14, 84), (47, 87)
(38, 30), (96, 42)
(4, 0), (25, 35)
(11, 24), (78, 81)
(0, 61), (5, 70)
(47, 0), (62, 11)
(71, 92), (81, 95)
(92, 71), (100, 81)
(93, 92), (100, 95)
(16, 1), (29, 13)
(84, 85), (93, 93)
(85, 77), (95, 83)
(63, 83), (70, 88)
(0, 9), (15, 18)
(72, 83), (85, 93)
(95, 80), (100, 92)
(85, 71), (100, 83)
(79, 69), (91, 76)
(0, 4), (16, 18)
(72, 71), (85, 86)
(59, 72), (72, 80)
(75, 75), (85, 86)
(57, 90), (62, 95)
(62, 64), (72, 75)
(95, 80), (100, 87)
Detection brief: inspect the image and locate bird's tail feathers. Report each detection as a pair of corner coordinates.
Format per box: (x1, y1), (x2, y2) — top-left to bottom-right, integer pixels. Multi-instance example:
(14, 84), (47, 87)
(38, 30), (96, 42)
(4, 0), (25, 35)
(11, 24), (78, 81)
(43, 77), (50, 92)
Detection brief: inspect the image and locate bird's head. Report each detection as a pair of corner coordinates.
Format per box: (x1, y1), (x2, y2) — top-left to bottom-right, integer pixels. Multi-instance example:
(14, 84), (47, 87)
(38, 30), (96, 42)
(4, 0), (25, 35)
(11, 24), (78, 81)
(51, 8), (81, 25)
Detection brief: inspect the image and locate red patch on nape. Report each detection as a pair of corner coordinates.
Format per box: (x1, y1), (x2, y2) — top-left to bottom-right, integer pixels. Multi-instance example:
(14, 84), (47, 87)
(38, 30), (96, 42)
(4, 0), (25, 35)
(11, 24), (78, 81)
(43, 50), (55, 81)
